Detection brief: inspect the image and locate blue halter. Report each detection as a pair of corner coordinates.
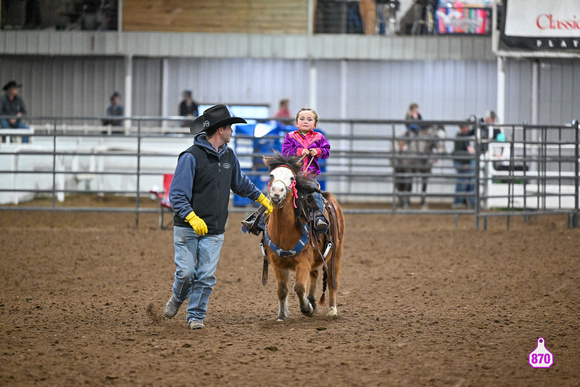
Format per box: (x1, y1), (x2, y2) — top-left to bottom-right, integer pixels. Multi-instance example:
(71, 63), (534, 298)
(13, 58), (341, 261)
(264, 223), (310, 258)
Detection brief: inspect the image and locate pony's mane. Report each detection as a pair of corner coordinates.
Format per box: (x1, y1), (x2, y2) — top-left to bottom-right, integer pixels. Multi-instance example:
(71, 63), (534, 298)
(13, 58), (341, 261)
(263, 151), (319, 194)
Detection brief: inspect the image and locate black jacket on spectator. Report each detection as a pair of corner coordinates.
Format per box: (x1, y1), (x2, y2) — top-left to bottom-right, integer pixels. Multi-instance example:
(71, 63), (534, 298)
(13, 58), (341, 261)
(453, 129), (475, 164)
(0, 94), (27, 117)
(179, 100), (199, 117)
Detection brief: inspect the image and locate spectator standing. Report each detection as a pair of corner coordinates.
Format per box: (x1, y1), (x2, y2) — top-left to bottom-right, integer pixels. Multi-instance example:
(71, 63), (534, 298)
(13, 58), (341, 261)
(1, 80), (30, 143)
(412, 0), (436, 35)
(359, 0), (377, 35)
(452, 117), (476, 209)
(162, 104), (273, 329)
(484, 110), (503, 140)
(104, 92), (124, 126)
(274, 99), (292, 125)
(179, 90), (199, 128)
(484, 110), (510, 167)
(479, 109), (504, 154)
(405, 102), (423, 134)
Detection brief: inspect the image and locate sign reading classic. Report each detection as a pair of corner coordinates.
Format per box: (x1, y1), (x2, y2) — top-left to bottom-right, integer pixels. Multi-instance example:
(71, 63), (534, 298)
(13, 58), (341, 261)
(501, 0), (580, 51)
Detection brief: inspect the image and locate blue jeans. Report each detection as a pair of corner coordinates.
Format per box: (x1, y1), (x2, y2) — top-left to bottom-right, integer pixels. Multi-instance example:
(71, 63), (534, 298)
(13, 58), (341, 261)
(454, 160), (475, 206)
(313, 191), (325, 213)
(1, 119), (30, 143)
(171, 226), (225, 322)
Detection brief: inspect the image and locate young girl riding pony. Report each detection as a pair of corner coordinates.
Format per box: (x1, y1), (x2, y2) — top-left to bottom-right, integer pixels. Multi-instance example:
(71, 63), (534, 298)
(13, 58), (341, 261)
(281, 107), (330, 229)
(242, 107), (330, 232)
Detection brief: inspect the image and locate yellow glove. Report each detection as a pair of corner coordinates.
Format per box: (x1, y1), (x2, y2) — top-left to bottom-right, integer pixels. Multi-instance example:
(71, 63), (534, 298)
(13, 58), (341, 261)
(256, 193), (273, 215)
(185, 211), (208, 236)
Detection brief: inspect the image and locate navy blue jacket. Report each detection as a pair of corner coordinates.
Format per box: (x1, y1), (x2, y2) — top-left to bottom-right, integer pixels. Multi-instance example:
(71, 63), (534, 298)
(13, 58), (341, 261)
(169, 133), (262, 234)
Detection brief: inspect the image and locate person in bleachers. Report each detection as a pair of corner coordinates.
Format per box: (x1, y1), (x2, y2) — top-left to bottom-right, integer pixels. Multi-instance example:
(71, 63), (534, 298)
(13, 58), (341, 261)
(179, 89), (199, 127)
(1, 80), (30, 143)
(103, 92), (124, 126)
(274, 98), (292, 126)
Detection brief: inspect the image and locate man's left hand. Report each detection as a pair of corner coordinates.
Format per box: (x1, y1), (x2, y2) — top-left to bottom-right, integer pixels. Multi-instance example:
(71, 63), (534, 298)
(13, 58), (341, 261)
(256, 193), (273, 214)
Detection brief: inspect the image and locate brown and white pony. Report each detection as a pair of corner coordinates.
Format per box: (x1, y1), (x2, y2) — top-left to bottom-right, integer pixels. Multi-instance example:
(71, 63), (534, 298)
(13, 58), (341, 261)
(262, 153), (345, 321)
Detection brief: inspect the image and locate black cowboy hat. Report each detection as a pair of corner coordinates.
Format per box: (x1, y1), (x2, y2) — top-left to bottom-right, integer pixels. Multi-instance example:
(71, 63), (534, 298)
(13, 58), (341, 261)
(190, 104), (247, 135)
(3, 80), (21, 91)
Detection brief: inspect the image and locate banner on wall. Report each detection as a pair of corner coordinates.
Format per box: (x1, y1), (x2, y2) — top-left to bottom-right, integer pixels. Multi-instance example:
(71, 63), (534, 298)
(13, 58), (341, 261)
(500, 0), (580, 51)
(436, 6), (491, 35)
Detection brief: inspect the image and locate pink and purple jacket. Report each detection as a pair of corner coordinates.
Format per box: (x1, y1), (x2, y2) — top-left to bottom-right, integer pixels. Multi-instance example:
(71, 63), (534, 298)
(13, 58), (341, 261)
(281, 130), (330, 177)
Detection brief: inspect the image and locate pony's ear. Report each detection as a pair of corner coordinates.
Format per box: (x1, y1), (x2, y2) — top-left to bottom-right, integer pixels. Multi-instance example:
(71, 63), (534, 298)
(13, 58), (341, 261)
(262, 155), (272, 167)
(263, 150), (284, 170)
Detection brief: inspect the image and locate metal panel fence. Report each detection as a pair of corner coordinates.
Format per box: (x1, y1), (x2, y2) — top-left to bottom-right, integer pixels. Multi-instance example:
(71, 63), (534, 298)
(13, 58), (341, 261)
(1, 115), (578, 229)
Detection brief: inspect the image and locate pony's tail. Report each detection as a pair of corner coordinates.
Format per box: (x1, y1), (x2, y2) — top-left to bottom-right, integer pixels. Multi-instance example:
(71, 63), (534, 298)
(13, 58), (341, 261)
(319, 266), (328, 306)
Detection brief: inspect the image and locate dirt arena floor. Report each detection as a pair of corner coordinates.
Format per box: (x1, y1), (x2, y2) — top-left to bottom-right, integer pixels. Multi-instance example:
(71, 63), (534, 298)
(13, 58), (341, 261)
(1, 195), (579, 386)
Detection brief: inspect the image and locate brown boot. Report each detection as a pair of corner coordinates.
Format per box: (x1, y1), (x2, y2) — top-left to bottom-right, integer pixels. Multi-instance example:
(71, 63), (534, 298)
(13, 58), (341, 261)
(307, 194), (328, 231)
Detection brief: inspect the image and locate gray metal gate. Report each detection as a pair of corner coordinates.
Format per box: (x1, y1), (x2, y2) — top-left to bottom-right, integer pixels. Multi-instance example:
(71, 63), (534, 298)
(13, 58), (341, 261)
(1, 115), (578, 229)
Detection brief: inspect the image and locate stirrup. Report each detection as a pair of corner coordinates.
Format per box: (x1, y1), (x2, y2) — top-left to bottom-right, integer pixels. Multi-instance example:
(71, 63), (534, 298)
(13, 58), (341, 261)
(314, 211), (329, 231)
(241, 207), (266, 236)
(241, 213), (257, 229)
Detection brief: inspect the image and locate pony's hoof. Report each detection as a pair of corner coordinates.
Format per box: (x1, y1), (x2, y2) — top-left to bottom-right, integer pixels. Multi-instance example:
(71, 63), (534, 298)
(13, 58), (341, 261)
(276, 317), (286, 322)
(306, 306), (317, 318)
(326, 307), (338, 319)
(300, 303), (315, 317)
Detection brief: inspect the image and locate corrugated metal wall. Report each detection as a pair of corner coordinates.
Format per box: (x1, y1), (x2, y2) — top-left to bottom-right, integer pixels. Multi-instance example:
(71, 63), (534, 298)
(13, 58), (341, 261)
(505, 59), (533, 124)
(504, 58), (580, 125)
(539, 59), (580, 125)
(165, 58), (311, 117)
(0, 32), (496, 61)
(0, 56), (125, 121)
(330, 60), (497, 121)
(164, 58), (498, 125)
(133, 58), (162, 117)
(1, 56), (578, 129)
